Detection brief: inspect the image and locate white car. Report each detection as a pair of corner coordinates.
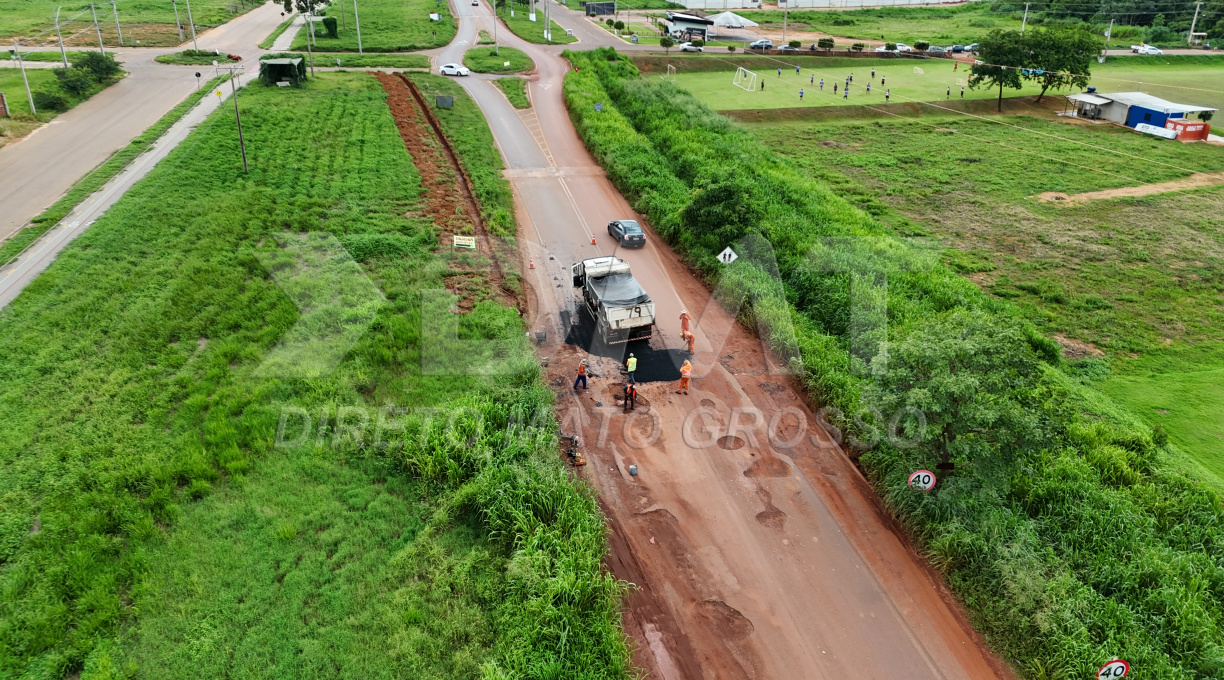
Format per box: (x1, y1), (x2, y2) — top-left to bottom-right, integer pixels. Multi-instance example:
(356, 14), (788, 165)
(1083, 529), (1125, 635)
(678, 42), (703, 52)
(874, 43), (912, 52)
(1133, 44), (1163, 55)
(471, 0), (478, 4)
(439, 63), (470, 76)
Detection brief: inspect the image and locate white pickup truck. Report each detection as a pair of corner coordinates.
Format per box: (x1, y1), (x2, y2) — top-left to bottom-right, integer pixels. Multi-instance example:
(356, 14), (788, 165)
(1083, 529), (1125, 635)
(1131, 44), (1163, 55)
(571, 256), (655, 344)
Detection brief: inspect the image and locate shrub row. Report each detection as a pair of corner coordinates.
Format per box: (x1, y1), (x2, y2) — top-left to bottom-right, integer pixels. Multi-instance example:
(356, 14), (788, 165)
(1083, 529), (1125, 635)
(563, 47), (1224, 679)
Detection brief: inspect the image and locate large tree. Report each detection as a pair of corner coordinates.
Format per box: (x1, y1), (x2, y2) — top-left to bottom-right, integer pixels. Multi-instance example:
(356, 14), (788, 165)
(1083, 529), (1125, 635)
(1023, 27), (1099, 102)
(970, 29), (1025, 112)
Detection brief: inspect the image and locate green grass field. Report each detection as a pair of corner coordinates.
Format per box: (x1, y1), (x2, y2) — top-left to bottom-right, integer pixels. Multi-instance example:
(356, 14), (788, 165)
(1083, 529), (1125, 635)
(0, 71), (627, 677)
(496, 1), (577, 45)
(755, 113), (1224, 483)
(739, 4), (1024, 46)
(155, 50), (241, 65)
(494, 76), (530, 108)
(2, 0), (261, 46)
(464, 46), (533, 74)
(264, 51), (430, 68)
(0, 66), (116, 146)
(663, 57), (1224, 111)
(291, 0), (455, 51)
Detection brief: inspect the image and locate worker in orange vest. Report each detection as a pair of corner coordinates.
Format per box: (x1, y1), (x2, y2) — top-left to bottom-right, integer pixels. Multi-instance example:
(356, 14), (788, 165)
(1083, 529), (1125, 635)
(677, 360), (692, 395)
(623, 382), (637, 411)
(573, 362), (588, 391)
(679, 309), (691, 334)
(683, 330), (695, 355)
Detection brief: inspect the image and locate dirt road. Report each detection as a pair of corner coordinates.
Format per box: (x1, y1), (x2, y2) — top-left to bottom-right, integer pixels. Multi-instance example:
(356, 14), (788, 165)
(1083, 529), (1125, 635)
(439, 4), (1016, 678)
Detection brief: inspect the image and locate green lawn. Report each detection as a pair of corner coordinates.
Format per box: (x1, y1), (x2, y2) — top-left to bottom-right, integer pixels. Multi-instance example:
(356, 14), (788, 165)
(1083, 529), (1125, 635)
(0, 66), (117, 147)
(1, 0), (261, 46)
(739, 4), (1025, 46)
(463, 46), (533, 74)
(18, 50), (89, 62)
(265, 51), (430, 68)
(0, 72), (626, 677)
(290, 0), (455, 51)
(494, 76), (530, 108)
(665, 58), (1224, 111)
(155, 50), (242, 65)
(496, 3), (577, 45)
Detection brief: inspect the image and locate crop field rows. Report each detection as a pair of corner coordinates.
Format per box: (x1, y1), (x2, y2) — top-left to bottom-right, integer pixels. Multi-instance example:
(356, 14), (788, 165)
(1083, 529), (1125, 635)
(0, 72), (626, 678)
(2, 0), (262, 47)
(290, 0), (456, 52)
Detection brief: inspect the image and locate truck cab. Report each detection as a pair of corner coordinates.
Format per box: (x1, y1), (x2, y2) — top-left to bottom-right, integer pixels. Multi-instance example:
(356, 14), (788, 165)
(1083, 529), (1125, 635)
(571, 256), (656, 344)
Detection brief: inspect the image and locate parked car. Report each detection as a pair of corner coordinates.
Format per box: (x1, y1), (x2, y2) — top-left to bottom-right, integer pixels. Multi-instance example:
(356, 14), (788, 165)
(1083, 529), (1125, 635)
(608, 220), (647, 248)
(927, 45), (947, 55)
(471, 0), (478, 5)
(779, 44), (799, 52)
(950, 44), (964, 52)
(895, 42), (913, 52)
(1132, 44), (1163, 55)
(679, 42), (703, 52)
(748, 39), (773, 50)
(439, 63), (470, 76)
(966, 42), (978, 53)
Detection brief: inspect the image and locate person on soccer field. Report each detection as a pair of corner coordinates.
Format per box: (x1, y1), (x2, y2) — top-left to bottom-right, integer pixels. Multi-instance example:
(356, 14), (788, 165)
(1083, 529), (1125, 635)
(866, 82), (871, 93)
(795, 65), (800, 74)
(850, 73), (854, 83)
(871, 67), (876, 79)
(800, 88), (804, 101)
(881, 75), (885, 86)
(844, 87), (848, 99)
(760, 79), (764, 91)
(947, 86), (950, 98)
(810, 74), (814, 84)
(819, 78), (824, 90)
(777, 67), (782, 77)
(885, 89), (890, 102)
(954, 61), (959, 71)
(960, 86), (965, 99)
(833, 83), (837, 94)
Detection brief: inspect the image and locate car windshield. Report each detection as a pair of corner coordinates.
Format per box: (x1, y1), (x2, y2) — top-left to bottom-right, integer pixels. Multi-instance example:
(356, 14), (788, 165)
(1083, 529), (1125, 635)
(619, 221), (642, 234)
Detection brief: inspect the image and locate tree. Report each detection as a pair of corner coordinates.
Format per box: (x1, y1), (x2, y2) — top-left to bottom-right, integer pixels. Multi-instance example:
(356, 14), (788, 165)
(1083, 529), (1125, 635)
(865, 311), (1042, 469)
(914, 40), (929, 50)
(1023, 27), (1098, 102)
(818, 37), (835, 50)
(660, 36), (674, 53)
(614, 20), (625, 31)
(788, 39), (801, 48)
(971, 29), (1025, 112)
(54, 66), (96, 95)
(75, 51), (121, 79)
(1201, 110), (1214, 122)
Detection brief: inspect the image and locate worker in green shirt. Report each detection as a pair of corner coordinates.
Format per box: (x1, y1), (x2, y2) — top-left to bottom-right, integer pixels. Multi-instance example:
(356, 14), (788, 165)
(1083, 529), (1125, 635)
(626, 353), (637, 384)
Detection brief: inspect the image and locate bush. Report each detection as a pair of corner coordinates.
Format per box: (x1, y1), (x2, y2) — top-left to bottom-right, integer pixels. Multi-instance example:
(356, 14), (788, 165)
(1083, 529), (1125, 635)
(322, 15), (338, 38)
(605, 18), (614, 26)
(53, 66), (97, 95)
(818, 37), (835, 49)
(1200, 110), (1214, 122)
(660, 36), (674, 51)
(614, 20), (625, 30)
(884, 42), (897, 50)
(32, 90), (69, 112)
(727, 44), (736, 51)
(75, 50), (122, 79)
(914, 40), (930, 50)
(788, 39), (801, 48)
(852, 42), (866, 51)
(832, 17), (855, 25)
(691, 38), (704, 47)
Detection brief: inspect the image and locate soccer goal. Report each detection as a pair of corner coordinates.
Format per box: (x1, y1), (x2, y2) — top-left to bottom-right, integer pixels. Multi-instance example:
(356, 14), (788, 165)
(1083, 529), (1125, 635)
(913, 66), (925, 75)
(733, 66), (758, 92)
(660, 63), (676, 81)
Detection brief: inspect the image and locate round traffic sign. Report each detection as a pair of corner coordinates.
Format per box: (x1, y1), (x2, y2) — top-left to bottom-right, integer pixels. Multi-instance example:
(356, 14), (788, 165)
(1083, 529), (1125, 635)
(1097, 660), (1129, 679)
(907, 469), (936, 492)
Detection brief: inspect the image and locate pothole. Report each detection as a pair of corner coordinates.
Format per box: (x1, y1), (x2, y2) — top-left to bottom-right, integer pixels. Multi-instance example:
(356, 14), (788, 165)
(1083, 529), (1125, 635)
(700, 399), (717, 409)
(718, 435), (745, 450)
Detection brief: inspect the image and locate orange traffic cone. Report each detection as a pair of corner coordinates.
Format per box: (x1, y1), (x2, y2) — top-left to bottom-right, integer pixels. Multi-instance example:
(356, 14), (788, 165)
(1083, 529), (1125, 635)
(529, 258), (535, 269)
(591, 233), (596, 245)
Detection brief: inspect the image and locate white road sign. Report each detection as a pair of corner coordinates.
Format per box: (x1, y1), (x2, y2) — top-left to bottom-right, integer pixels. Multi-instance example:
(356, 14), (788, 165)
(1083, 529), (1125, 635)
(907, 470), (937, 492)
(1097, 660), (1129, 679)
(717, 247), (738, 264)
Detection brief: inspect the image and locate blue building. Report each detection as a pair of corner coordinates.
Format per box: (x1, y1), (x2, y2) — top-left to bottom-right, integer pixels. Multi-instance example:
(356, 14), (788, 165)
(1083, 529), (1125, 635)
(1067, 91), (1215, 128)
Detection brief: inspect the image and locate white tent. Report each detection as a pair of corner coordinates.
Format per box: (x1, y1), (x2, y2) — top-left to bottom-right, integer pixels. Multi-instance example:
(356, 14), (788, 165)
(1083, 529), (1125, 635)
(708, 11), (759, 28)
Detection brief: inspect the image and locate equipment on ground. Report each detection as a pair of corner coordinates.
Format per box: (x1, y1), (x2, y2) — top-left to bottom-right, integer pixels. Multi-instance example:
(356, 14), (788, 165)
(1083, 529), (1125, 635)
(733, 66), (758, 92)
(661, 63), (676, 81)
(571, 256), (656, 344)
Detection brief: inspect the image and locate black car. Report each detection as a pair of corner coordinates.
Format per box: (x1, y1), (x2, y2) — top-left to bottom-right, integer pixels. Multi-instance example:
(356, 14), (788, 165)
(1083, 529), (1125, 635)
(608, 219), (646, 248)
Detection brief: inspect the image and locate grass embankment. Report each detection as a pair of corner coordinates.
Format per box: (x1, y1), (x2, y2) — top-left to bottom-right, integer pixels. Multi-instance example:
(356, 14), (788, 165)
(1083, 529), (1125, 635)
(494, 76), (531, 108)
(290, 0), (454, 51)
(19, 50), (89, 62)
(0, 74), (230, 265)
(258, 11), (297, 49)
(739, 4), (1024, 46)
(564, 47), (1224, 680)
(753, 116), (1224, 483)
(155, 50), (242, 65)
(0, 72), (629, 678)
(0, 0), (261, 46)
(463, 46), (534, 74)
(656, 57), (1224, 111)
(263, 51), (430, 68)
(496, 1), (577, 45)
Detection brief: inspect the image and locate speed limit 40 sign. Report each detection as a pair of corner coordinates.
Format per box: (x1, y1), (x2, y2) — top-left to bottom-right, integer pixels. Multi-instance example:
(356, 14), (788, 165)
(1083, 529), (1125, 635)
(907, 470), (937, 492)
(1097, 660), (1129, 679)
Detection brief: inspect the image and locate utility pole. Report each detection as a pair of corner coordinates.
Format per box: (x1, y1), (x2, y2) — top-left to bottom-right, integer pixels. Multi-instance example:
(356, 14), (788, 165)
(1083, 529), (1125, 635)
(229, 69), (248, 173)
(308, 9), (316, 46)
(1188, 1), (1202, 45)
(111, 0), (123, 46)
(172, 0), (185, 43)
(340, 0), (345, 32)
(782, 3), (788, 45)
(353, 0), (363, 55)
(54, 7), (69, 67)
(494, 0), (499, 55)
(91, 4), (105, 54)
(305, 13), (315, 74)
(184, 0), (199, 52)
(13, 40), (35, 115)
(546, 0), (551, 41)
(1020, 2), (1029, 37)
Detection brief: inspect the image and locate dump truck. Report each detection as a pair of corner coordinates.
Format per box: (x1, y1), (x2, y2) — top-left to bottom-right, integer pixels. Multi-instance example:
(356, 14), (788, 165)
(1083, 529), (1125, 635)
(571, 256), (655, 344)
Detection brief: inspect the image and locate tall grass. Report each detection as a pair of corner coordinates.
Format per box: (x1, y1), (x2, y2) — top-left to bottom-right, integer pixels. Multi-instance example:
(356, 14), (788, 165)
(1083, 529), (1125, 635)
(564, 47), (1224, 679)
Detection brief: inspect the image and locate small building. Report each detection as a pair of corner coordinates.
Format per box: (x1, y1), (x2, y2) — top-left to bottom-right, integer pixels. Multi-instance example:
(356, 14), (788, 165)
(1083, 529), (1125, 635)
(664, 11), (715, 40)
(259, 57), (307, 87)
(1067, 91), (1215, 129)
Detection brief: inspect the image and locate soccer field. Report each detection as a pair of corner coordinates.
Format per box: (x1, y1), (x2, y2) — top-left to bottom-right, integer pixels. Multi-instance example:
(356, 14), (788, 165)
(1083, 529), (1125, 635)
(666, 57), (1224, 112)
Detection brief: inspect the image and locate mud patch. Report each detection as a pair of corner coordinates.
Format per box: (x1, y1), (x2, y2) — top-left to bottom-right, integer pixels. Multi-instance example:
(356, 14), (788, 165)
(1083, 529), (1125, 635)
(696, 600), (754, 642)
(1054, 333), (1105, 358)
(700, 398), (717, 409)
(718, 435), (745, 450)
(754, 486), (786, 530)
(744, 455), (791, 478)
(758, 381), (784, 395)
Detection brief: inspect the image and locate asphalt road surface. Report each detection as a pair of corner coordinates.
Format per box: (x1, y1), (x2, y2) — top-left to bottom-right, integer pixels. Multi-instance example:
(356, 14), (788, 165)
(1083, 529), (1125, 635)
(437, 3), (1015, 678)
(0, 1), (284, 242)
